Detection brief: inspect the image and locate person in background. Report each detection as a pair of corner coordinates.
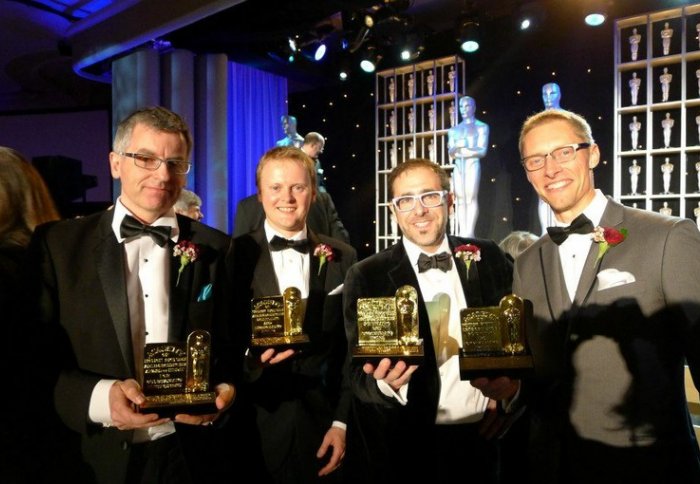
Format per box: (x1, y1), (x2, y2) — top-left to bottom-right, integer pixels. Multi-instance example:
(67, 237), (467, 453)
(301, 132), (327, 193)
(28, 106), (238, 484)
(343, 158), (515, 483)
(174, 188), (204, 221)
(498, 230), (539, 262)
(515, 108), (700, 483)
(0, 146), (64, 483)
(227, 146), (356, 483)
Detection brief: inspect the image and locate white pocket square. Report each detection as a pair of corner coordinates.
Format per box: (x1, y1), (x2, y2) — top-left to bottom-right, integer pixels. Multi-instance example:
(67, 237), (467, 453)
(596, 268), (636, 291)
(328, 284), (344, 295)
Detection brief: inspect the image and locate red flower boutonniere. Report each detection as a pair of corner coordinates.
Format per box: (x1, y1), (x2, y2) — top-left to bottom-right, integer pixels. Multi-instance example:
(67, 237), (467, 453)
(173, 240), (200, 286)
(454, 244), (481, 271)
(592, 226), (627, 260)
(313, 243), (335, 275)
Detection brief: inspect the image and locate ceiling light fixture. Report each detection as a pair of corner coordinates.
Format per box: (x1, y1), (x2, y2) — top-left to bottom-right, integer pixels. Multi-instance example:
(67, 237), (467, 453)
(457, 17), (480, 53)
(584, 1), (607, 27)
(360, 45), (381, 73)
(517, 1), (545, 31)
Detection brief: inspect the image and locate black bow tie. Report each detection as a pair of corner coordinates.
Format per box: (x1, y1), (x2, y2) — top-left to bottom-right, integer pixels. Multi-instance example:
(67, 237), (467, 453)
(120, 214), (172, 247)
(269, 235), (308, 253)
(417, 252), (453, 273)
(546, 213), (594, 246)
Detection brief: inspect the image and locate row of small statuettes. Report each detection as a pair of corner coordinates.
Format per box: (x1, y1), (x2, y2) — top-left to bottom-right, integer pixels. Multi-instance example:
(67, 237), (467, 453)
(385, 102), (459, 136)
(625, 200), (700, 221)
(627, 22), (678, 60)
(625, 67), (696, 105)
(385, 66), (458, 102)
(626, 157), (698, 195)
(624, 112), (700, 150)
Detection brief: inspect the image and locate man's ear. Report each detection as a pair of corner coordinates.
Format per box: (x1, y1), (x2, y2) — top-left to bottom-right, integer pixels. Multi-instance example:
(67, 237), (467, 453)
(446, 191), (455, 215)
(109, 151), (121, 179)
(588, 143), (600, 170)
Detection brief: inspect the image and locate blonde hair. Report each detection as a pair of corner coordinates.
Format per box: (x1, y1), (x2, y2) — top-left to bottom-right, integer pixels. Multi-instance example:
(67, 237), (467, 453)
(518, 109), (594, 156)
(255, 146), (317, 192)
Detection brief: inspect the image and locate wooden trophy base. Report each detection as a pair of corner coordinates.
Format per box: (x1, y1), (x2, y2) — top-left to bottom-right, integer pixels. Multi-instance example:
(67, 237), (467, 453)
(458, 353), (534, 380)
(138, 391), (217, 418)
(351, 343), (424, 365)
(250, 333), (310, 353)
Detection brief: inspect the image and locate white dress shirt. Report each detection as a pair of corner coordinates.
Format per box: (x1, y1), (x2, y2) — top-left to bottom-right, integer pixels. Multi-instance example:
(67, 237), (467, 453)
(555, 189), (608, 301)
(88, 200), (180, 442)
(377, 236), (488, 424)
(264, 221), (310, 299)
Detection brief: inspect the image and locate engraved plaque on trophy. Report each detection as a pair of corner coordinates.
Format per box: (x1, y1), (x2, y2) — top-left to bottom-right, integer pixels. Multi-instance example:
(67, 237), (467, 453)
(459, 294), (534, 379)
(250, 287), (310, 351)
(138, 329), (217, 417)
(352, 285), (424, 363)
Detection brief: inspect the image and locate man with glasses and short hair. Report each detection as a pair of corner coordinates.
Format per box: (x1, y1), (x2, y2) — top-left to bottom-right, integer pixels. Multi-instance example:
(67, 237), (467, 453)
(514, 108), (700, 483)
(342, 158), (514, 482)
(29, 106), (238, 483)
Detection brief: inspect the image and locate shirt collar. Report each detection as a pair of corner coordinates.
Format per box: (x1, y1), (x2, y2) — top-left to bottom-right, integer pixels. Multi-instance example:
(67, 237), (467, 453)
(112, 198), (180, 243)
(552, 189), (608, 228)
(263, 220), (308, 243)
(403, 236), (451, 268)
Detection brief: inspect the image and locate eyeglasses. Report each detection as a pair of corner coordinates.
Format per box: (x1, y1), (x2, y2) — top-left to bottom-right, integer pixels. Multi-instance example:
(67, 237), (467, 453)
(118, 152), (192, 175)
(521, 143), (591, 172)
(391, 190), (447, 212)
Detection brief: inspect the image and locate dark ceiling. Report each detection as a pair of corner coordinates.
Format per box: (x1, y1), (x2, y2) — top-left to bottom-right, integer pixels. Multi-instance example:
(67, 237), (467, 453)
(0, 0), (690, 111)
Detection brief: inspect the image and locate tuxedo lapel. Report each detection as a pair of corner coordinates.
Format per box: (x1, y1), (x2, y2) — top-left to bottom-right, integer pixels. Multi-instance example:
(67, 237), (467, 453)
(448, 237), (484, 307)
(574, 198), (626, 307)
(251, 228), (280, 297)
(169, 222), (190, 342)
(539, 241), (570, 322)
(572, 244), (601, 307)
(95, 212), (134, 373)
(307, 231), (323, 294)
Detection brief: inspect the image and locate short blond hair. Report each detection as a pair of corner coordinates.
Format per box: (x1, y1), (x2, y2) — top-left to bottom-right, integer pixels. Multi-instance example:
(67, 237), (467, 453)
(255, 146), (317, 192)
(518, 109), (594, 157)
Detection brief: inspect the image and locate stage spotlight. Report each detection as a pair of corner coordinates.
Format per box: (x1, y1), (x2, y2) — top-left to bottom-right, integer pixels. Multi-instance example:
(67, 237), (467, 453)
(399, 31), (425, 61)
(299, 38), (328, 62)
(584, 1), (607, 26)
(457, 18), (480, 53)
(517, 1), (545, 31)
(360, 46), (381, 73)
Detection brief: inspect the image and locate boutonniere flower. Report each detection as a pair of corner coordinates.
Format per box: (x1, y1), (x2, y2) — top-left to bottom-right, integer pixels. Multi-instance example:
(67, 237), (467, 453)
(173, 240), (200, 286)
(454, 244), (481, 271)
(313, 243), (335, 275)
(592, 226), (627, 260)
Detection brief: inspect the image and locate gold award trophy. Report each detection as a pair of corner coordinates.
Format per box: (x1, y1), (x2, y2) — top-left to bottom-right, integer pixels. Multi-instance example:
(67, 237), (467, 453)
(138, 329), (217, 417)
(459, 294), (534, 379)
(250, 287), (310, 350)
(352, 285), (424, 363)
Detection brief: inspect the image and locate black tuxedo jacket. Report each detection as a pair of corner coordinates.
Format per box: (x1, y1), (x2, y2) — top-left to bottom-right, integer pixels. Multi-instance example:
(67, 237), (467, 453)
(232, 193), (350, 244)
(343, 236), (512, 479)
(227, 226), (356, 481)
(29, 209), (235, 484)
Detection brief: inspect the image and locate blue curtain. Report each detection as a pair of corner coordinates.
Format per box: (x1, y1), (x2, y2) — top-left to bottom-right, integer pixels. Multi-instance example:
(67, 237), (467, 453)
(228, 62), (287, 233)
(111, 49), (287, 235)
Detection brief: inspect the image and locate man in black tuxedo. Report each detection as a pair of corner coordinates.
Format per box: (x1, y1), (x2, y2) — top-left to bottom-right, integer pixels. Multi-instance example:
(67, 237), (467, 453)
(29, 106), (237, 484)
(343, 158), (515, 482)
(227, 146), (356, 483)
(514, 109), (700, 482)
